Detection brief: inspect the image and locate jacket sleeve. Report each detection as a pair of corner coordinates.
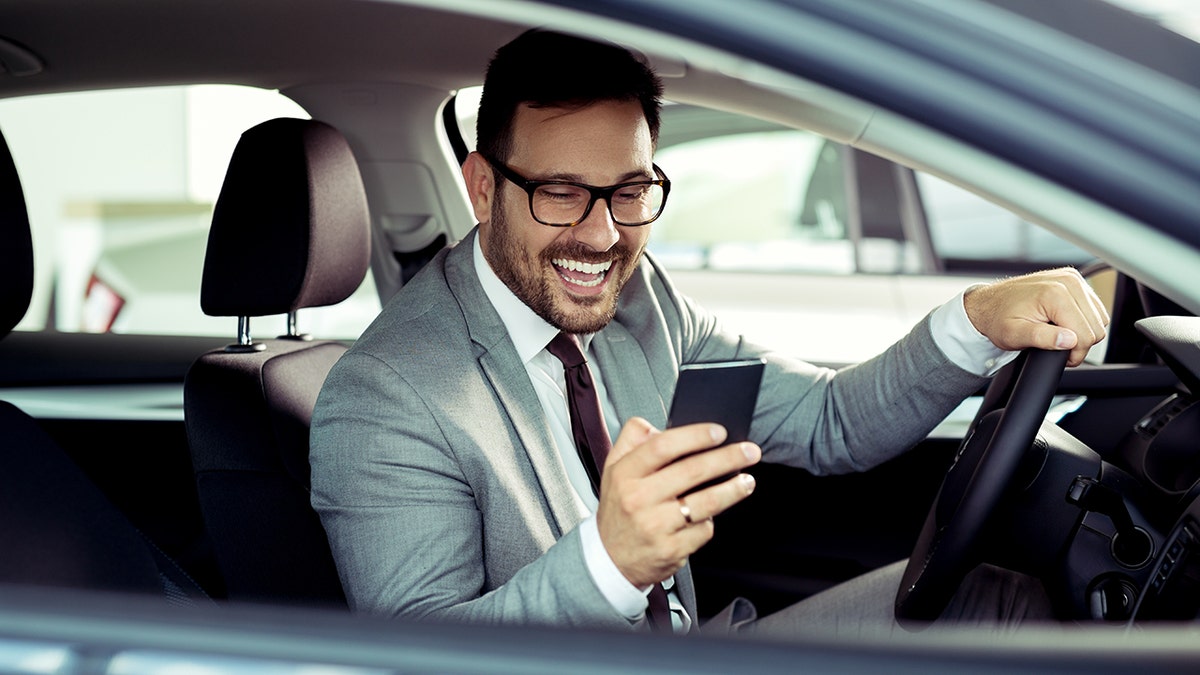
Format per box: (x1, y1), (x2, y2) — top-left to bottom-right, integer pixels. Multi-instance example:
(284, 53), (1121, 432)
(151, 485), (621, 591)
(639, 253), (988, 475)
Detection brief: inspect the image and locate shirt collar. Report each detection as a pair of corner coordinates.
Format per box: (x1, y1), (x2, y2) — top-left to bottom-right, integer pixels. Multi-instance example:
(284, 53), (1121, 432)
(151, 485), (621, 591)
(473, 232), (594, 363)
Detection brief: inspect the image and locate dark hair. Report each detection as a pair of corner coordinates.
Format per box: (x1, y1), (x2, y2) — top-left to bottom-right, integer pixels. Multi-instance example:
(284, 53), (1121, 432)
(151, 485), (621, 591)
(475, 29), (664, 163)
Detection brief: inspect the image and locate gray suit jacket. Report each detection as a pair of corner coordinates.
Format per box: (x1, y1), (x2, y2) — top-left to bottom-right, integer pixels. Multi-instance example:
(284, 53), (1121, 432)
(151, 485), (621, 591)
(309, 228), (986, 631)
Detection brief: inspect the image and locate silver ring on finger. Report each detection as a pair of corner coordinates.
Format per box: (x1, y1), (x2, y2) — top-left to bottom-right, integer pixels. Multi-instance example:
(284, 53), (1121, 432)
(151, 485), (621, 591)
(678, 497), (694, 526)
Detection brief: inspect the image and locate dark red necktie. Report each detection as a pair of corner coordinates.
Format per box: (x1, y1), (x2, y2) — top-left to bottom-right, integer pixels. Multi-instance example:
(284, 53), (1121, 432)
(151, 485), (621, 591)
(545, 332), (673, 632)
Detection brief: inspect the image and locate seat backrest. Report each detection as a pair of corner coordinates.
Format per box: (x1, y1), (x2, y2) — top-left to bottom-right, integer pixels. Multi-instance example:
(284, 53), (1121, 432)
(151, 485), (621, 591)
(184, 118), (370, 608)
(0, 127), (211, 605)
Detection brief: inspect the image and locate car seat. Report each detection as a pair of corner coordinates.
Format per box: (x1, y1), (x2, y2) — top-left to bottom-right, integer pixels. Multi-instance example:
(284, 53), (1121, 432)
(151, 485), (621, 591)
(183, 117), (370, 608)
(0, 127), (212, 605)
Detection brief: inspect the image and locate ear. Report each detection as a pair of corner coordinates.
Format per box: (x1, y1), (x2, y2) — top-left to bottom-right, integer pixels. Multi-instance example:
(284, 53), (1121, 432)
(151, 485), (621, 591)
(461, 151), (495, 225)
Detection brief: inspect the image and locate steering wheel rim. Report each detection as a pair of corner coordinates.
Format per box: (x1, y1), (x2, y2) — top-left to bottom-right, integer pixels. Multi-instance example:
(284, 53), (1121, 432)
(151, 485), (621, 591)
(895, 348), (1070, 626)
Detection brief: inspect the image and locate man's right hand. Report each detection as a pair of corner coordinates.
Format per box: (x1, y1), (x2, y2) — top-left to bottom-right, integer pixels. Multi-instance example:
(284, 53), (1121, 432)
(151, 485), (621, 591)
(595, 417), (761, 589)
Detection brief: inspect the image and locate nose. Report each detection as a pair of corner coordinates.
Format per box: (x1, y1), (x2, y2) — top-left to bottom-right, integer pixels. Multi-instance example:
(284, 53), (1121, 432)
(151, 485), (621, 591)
(570, 197), (619, 251)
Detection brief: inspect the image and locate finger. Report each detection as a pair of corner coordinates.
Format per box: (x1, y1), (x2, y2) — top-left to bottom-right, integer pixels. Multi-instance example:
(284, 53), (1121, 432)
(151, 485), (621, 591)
(1039, 284), (1108, 366)
(613, 422), (729, 479)
(1090, 283), (1112, 325)
(650, 479), (756, 565)
(606, 416), (658, 468)
(647, 511), (714, 574)
(1061, 268), (1110, 325)
(1032, 322), (1087, 367)
(1056, 268), (1110, 338)
(1058, 272), (1109, 341)
(672, 471), (757, 529)
(669, 515), (715, 558)
(1081, 286), (1110, 340)
(653, 441), (761, 501)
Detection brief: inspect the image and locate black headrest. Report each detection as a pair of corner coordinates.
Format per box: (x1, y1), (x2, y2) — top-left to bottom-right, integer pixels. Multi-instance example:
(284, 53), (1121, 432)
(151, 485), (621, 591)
(200, 118), (371, 318)
(0, 127), (33, 339)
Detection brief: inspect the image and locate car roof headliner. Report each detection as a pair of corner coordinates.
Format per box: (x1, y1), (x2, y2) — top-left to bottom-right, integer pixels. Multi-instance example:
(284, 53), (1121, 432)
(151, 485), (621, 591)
(0, 0), (524, 97)
(4, 0), (1194, 117)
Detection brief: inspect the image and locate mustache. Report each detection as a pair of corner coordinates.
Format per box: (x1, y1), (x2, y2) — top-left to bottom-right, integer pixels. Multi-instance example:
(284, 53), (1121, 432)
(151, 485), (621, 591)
(541, 240), (635, 264)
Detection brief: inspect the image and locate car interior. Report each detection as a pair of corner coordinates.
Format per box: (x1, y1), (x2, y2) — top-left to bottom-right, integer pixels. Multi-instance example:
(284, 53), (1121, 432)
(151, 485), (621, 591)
(0, 0), (1198, 651)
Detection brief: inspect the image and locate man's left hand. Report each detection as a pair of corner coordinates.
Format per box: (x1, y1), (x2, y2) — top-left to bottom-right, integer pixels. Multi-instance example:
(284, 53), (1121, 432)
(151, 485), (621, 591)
(964, 267), (1110, 367)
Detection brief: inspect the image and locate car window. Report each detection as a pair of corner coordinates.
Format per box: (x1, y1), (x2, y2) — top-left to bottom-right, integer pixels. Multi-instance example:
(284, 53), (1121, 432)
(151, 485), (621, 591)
(0, 85), (380, 339)
(917, 172), (1094, 272)
(649, 130), (865, 274)
(649, 104), (1095, 277)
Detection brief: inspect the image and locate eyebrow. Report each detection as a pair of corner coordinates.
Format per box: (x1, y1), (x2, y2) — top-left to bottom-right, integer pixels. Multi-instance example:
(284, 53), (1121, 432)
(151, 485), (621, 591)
(538, 167), (655, 184)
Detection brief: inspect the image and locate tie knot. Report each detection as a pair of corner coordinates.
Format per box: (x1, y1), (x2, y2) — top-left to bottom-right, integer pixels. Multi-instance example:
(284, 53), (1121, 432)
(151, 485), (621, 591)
(546, 332), (586, 369)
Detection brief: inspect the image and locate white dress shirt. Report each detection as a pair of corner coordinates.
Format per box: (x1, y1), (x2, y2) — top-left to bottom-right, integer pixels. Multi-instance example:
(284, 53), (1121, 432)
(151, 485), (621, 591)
(472, 237), (1015, 632)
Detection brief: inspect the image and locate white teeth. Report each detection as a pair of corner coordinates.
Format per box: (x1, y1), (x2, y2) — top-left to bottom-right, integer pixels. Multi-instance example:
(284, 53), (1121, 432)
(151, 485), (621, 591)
(552, 258), (612, 288)
(553, 258), (612, 274)
(565, 274), (604, 287)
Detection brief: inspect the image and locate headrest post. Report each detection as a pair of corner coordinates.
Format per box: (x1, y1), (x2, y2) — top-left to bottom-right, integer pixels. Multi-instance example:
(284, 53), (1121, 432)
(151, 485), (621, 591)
(279, 310), (313, 342)
(225, 315), (265, 353)
(238, 315), (253, 346)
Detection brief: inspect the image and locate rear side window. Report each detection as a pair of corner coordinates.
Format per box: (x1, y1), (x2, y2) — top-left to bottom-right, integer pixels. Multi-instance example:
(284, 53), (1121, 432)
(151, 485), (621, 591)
(0, 85), (380, 339)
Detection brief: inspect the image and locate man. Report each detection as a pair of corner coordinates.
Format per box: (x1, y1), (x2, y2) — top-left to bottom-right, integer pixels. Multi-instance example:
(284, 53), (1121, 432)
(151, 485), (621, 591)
(309, 29), (1108, 637)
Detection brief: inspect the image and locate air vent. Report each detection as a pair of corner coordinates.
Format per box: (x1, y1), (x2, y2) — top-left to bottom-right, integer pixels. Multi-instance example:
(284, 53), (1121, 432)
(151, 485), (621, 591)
(1135, 394), (1194, 439)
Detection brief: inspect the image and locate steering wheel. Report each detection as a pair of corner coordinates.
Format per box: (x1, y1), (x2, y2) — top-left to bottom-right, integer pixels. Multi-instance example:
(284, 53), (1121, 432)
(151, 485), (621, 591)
(894, 348), (1070, 626)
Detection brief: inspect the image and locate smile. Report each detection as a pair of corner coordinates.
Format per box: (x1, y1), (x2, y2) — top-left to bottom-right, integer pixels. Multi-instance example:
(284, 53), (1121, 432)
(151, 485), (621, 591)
(552, 258), (612, 288)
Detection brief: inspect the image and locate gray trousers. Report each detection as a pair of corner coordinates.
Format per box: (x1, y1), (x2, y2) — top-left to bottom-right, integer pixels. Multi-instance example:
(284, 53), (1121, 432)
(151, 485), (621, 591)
(703, 560), (1056, 640)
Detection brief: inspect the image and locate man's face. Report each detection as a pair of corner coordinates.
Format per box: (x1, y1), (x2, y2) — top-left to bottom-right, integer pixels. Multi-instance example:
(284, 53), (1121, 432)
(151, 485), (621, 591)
(477, 99), (655, 334)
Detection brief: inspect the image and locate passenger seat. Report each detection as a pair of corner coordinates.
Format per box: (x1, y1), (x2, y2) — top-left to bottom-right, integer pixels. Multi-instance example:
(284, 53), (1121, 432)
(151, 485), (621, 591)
(184, 117), (370, 608)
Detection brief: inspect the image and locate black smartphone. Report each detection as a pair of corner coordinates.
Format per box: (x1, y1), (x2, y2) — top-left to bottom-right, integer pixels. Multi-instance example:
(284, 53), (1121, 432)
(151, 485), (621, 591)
(666, 358), (765, 495)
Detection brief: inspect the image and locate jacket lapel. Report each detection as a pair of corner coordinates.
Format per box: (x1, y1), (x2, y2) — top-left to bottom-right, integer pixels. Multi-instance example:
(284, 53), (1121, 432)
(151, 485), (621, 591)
(445, 231), (588, 538)
(591, 320), (669, 431)
(593, 324), (701, 626)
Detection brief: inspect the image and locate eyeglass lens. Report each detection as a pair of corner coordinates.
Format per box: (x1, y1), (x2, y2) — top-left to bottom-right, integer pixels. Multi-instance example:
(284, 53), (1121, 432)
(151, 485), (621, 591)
(532, 183), (665, 226)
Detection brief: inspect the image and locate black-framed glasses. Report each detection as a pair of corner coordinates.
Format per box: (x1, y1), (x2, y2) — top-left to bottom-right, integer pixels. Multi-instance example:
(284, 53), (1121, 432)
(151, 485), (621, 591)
(485, 155), (670, 227)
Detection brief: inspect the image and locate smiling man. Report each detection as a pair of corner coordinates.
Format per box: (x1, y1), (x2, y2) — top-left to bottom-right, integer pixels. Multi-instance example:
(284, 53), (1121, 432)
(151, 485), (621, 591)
(309, 29), (1108, 638)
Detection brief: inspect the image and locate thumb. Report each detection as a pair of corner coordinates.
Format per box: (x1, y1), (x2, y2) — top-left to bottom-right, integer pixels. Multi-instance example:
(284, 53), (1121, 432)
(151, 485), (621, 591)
(1029, 323), (1091, 367)
(1030, 323), (1078, 351)
(606, 416), (657, 468)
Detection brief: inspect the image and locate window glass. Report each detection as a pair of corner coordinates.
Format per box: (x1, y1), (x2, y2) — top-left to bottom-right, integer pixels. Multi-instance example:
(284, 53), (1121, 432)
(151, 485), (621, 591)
(649, 129), (856, 273)
(453, 85), (482, 151)
(917, 172), (1094, 268)
(0, 85), (380, 339)
(650, 104), (1094, 277)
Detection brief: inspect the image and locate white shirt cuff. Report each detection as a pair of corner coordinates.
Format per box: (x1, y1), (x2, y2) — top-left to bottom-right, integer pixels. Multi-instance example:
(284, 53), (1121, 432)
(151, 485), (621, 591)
(930, 287), (1019, 377)
(580, 515), (648, 621)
